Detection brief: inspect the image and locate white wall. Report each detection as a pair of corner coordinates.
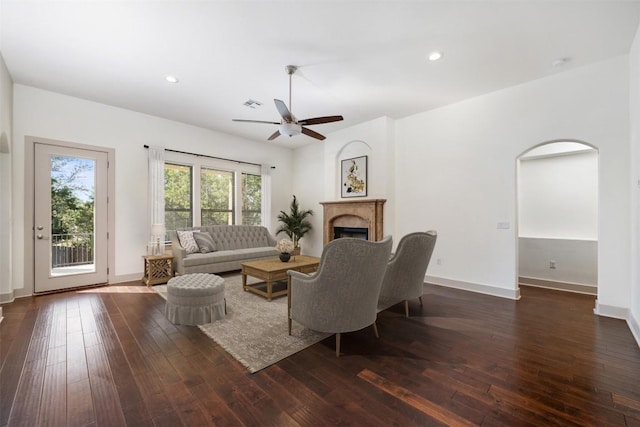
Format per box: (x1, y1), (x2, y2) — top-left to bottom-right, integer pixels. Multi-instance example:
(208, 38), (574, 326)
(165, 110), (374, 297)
(396, 56), (630, 305)
(629, 23), (640, 345)
(290, 141), (325, 257)
(12, 85), (293, 296)
(518, 150), (598, 239)
(0, 52), (13, 303)
(518, 237), (597, 289)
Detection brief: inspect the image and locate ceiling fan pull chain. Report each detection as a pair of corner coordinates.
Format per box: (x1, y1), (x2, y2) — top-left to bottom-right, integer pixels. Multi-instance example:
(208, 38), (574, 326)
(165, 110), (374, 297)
(288, 66), (293, 114)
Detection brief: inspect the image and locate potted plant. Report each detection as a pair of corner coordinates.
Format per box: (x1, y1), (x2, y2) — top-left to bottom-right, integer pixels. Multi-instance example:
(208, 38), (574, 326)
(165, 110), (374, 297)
(276, 239), (294, 262)
(276, 195), (313, 255)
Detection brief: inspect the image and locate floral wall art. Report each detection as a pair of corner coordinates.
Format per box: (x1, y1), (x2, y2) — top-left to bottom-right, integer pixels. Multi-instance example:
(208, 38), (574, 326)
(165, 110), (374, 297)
(341, 155), (367, 197)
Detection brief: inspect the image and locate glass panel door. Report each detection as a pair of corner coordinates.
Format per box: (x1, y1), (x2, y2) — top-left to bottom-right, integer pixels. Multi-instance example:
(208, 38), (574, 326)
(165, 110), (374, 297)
(34, 143), (108, 292)
(50, 155), (96, 276)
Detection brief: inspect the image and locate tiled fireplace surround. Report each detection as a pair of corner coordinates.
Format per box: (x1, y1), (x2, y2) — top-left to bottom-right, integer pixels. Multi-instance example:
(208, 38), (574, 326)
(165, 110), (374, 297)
(320, 199), (386, 245)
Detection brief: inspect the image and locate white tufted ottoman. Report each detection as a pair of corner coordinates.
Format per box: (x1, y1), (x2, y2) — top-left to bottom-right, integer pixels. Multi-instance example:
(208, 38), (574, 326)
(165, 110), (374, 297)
(164, 273), (226, 325)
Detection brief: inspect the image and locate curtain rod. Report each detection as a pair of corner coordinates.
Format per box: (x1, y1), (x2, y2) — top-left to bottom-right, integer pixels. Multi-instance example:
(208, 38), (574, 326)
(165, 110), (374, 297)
(143, 145), (275, 169)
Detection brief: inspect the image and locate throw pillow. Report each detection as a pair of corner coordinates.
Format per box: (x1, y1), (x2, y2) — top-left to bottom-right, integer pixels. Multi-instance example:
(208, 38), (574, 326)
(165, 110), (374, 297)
(176, 230), (200, 254)
(193, 231), (216, 253)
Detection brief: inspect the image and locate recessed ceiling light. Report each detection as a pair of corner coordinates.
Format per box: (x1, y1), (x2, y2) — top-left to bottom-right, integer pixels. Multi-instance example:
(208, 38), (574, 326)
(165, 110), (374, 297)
(165, 75), (179, 83)
(428, 51), (443, 61)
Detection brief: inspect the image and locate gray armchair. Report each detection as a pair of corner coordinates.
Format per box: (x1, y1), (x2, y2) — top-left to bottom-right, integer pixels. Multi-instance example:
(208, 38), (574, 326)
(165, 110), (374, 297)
(287, 236), (393, 357)
(377, 230), (437, 317)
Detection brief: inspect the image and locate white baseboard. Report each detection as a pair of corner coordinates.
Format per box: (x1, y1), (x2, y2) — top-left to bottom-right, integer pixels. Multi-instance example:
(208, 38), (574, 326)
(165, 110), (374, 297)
(0, 274), (143, 301)
(425, 275), (521, 300)
(518, 276), (597, 295)
(628, 311), (640, 349)
(0, 290), (15, 304)
(593, 300), (629, 319)
(110, 273), (142, 284)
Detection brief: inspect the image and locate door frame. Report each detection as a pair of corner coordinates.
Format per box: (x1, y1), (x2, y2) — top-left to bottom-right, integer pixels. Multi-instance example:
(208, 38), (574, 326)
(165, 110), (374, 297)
(24, 136), (115, 294)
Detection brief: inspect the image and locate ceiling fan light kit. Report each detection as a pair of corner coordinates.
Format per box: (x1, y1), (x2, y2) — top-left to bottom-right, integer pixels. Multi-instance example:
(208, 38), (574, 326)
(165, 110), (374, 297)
(279, 122), (302, 137)
(233, 64), (343, 142)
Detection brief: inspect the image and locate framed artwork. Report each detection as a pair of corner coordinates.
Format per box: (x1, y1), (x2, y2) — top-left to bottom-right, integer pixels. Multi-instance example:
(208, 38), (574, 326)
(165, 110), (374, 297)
(341, 155), (367, 198)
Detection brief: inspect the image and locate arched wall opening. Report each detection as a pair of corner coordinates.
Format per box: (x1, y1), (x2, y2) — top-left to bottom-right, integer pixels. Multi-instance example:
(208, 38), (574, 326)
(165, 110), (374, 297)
(516, 140), (599, 295)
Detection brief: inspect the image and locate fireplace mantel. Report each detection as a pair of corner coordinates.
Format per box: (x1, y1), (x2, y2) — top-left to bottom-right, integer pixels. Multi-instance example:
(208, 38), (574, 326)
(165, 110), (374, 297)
(320, 199), (386, 245)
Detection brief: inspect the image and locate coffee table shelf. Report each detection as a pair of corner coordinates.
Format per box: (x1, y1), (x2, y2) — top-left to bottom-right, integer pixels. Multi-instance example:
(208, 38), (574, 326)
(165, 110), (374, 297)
(241, 256), (320, 301)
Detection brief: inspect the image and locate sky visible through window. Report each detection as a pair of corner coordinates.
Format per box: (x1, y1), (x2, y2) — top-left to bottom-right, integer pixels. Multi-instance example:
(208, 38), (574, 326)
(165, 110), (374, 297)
(51, 155), (95, 202)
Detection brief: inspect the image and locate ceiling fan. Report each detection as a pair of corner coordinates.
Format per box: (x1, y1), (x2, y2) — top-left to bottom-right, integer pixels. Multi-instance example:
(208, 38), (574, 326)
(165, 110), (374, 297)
(233, 65), (343, 141)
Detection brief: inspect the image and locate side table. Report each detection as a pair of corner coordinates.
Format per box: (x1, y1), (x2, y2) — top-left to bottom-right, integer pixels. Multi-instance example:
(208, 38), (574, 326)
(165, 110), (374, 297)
(142, 254), (174, 286)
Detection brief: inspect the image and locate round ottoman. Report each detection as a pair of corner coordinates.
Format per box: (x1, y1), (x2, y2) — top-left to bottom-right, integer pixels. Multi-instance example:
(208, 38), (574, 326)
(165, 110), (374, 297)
(164, 273), (226, 325)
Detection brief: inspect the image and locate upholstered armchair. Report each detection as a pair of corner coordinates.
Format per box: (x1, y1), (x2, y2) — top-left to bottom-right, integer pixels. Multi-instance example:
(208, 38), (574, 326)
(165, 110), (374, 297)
(287, 236), (393, 357)
(377, 230), (437, 317)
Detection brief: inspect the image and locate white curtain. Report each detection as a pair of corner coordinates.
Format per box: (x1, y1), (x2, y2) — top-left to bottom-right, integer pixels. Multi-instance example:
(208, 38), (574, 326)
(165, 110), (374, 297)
(148, 146), (165, 234)
(261, 164), (272, 228)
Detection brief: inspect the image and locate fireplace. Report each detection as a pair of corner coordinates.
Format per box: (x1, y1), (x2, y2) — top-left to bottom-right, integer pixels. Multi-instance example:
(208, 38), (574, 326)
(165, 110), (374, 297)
(320, 199), (386, 245)
(333, 226), (369, 240)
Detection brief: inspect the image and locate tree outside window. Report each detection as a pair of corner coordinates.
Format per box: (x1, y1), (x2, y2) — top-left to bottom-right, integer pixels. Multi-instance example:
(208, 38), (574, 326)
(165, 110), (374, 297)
(164, 161), (262, 232)
(242, 173), (261, 225)
(50, 155), (95, 267)
(164, 163), (193, 232)
(201, 168), (234, 225)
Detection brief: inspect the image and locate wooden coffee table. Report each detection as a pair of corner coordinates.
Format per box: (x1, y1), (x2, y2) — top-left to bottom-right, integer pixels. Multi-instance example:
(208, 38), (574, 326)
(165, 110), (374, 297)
(241, 255), (320, 301)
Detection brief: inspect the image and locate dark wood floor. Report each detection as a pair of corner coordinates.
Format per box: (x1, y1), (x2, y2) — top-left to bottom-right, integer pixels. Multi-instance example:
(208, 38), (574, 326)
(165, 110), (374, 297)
(1, 278), (640, 427)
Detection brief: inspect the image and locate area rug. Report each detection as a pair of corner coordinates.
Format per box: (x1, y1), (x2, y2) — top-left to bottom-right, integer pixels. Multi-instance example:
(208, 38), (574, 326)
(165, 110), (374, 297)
(153, 273), (330, 373)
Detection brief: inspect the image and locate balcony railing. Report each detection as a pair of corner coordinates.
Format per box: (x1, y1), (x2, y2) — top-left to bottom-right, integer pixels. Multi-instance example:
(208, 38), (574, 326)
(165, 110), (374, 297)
(52, 233), (94, 268)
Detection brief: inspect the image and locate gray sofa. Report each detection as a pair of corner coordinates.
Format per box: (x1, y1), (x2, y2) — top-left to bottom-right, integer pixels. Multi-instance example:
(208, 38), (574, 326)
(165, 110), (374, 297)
(171, 225), (279, 275)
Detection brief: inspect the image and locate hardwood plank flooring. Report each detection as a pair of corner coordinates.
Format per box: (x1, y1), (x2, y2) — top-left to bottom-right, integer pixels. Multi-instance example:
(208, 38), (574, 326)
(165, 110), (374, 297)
(1, 279), (639, 426)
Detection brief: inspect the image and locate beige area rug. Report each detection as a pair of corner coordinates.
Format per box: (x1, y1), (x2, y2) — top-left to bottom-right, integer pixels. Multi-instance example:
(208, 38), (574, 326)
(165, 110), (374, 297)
(153, 273), (330, 373)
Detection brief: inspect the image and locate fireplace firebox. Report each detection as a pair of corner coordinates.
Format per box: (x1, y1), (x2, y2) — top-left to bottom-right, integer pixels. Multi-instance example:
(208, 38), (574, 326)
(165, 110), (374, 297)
(333, 226), (369, 240)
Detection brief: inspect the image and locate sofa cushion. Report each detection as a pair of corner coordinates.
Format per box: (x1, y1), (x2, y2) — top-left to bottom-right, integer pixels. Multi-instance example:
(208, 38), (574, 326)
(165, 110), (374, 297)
(234, 247), (279, 259)
(182, 247), (279, 268)
(201, 225), (270, 251)
(193, 231), (216, 253)
(177, 230), (200, 254)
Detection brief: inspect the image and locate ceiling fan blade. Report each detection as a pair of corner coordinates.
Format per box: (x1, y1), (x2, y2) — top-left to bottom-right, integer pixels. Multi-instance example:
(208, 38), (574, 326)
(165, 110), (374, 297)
(301, 127), (326, 141)
(274, 99), (293, 122)
(232, 119), (280, 125)
(267, 130), (281, 140)
(298, 115), (344, 126)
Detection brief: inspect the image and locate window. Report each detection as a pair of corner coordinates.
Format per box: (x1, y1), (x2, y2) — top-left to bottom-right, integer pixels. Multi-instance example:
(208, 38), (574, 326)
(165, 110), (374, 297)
(201, 168), (234, 225)
(242, 172), (262, 225)
(164, 163), (193, 231)
(164, 155), (263, 233)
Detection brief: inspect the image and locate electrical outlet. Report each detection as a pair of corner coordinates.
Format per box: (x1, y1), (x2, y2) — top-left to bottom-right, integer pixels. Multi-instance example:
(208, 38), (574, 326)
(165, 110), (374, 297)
(497, 221), (510, 229)
(436, 258), (442, 266)
(549, 260), (556, 269)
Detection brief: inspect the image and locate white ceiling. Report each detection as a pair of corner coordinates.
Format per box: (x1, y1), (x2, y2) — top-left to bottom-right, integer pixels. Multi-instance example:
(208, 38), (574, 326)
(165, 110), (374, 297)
(2, 1), (640, 148)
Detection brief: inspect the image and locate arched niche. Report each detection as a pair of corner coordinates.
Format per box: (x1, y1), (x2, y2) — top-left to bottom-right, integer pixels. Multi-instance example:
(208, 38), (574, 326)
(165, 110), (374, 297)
(334, 140), (372, 198)
(516, 139), (599, 295)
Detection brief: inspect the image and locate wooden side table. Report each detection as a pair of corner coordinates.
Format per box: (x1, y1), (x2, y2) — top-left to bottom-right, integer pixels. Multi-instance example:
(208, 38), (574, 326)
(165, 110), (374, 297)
(142, 254), (174, 286)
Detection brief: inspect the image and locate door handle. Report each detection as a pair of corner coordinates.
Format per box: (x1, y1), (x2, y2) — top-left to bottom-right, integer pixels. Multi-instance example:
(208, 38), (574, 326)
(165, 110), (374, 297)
(36, 225), (44, 230)
(36, 234), (49, 240)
